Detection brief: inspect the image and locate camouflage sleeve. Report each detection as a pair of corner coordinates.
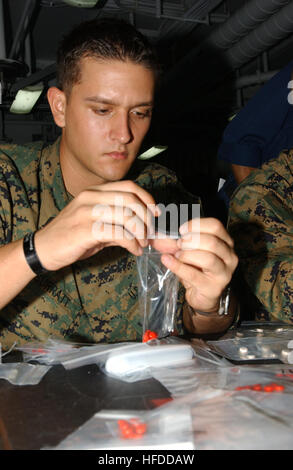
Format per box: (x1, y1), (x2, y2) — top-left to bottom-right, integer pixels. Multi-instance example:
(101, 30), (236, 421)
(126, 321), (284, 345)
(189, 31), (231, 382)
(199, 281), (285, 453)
(228, 181), (293, 324)
(0, 165), (12, 245)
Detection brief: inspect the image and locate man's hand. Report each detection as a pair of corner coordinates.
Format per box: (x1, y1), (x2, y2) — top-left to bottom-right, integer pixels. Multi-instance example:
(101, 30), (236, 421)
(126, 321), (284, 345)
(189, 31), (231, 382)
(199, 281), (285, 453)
(35, 180), (159, 271)
(151, 218), (238, 314)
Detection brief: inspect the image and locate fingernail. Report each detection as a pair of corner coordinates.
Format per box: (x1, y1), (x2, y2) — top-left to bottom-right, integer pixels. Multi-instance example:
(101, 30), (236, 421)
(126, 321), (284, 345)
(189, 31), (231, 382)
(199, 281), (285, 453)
(179, 224), (188, 235)
(155, 205), (162, 216)
(162, 254), (172, 265)
(175, 251), (181, 259)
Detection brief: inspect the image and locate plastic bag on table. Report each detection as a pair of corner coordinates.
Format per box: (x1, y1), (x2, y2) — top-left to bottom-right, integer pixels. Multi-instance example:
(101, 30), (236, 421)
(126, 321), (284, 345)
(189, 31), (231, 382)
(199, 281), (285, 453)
(206, 322), (293, 363)
(220, 321), (293, 340)
(151, 360), (293, 398)
(204, 365), (293, 394)
(16, 337), (136, 369)
(15, 337), (87, 364)
(207, 335), (293, 363)
(150, 341), (231, 397)
(98, 336), (195, 383)
(50, 405), (194, 450)
(0, 363), (51, 385)
(136, 245), (179, 341)
(187, 386), (293, 449)
(61, 342), (138, 370)
(149, 375), (293, 449)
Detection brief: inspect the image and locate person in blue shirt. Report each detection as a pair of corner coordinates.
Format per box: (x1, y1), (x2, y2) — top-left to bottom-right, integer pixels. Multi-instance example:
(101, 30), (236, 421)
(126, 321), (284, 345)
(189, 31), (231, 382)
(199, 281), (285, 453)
(218, 60), (293, 209)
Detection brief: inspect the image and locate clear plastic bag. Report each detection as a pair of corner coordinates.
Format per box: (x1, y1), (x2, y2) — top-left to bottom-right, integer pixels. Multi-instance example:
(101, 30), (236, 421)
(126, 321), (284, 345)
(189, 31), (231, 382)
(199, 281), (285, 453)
(185, 385), (293, 450)
(136, 245), (179, 340)
(15, 337), (86, 364)
(206, 323), (293, 363)
(16, 337), (135, 369)
(49, 406), (194, 450)
(0, 363), (51, 385)
(151, 351), (293, 398)
(207, 336), (293, 363)
(149, 367), (293, 449)
(98, 337), (195, 383)
(61, 342), (137, 370)
(221, 322), (293, 340)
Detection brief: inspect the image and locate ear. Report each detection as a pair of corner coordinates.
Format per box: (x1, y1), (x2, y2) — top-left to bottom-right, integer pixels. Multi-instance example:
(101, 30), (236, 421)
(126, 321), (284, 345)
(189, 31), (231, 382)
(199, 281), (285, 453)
(47, 87), (67, 128)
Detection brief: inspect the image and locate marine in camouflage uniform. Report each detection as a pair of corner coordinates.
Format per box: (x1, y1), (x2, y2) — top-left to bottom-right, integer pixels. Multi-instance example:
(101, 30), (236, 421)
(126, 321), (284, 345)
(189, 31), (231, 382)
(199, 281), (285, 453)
(0, 137), (199, 349)
(228, 149), (293, 324)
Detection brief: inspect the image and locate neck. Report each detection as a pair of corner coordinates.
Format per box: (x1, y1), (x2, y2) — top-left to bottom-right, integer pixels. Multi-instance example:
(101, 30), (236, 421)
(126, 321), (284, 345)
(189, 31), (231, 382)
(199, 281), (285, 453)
(59, 135), (101, 196)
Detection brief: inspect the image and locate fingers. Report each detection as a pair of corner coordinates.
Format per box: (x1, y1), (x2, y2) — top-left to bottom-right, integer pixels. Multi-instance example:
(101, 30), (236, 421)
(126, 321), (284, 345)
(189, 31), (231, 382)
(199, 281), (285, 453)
(81, 182), (161, 247)
(177, 233), (238, 272)
(162, 251), (231, 293)
(179, 217), (234, 249)
(91, 204), (153, 248)
(161, 252), (233, 314)
(92, 223), (145, 257)
(87, 180), (161, 218)
(149, 236), (178, 254)
(159, 217), (238, 312)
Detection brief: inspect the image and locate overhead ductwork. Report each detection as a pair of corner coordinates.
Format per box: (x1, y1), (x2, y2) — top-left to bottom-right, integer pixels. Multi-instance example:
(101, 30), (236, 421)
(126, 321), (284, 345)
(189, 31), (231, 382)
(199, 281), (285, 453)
(166, 0), (293, 82)
(226, 2), (293, 68)
(157, 0), (223, 41)
(209, 0), (290, 49)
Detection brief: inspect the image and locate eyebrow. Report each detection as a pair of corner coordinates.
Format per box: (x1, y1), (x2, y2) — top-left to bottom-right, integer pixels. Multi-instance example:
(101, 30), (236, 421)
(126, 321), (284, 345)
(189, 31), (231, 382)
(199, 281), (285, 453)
(84, 96), (154, 107)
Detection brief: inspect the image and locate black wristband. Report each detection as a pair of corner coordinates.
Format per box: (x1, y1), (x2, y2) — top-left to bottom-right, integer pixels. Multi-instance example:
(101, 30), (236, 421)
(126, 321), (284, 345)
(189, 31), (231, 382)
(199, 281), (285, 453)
(23, 232), (48, 276)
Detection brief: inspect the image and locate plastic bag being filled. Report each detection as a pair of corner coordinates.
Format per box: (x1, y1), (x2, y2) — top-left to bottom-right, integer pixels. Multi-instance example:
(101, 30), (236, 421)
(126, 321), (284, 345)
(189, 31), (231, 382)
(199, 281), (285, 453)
(136, 245), (179, 340)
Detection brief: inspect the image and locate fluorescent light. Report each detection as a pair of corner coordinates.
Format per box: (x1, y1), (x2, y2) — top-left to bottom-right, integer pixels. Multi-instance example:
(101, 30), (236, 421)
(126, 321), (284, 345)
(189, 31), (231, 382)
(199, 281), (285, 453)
(137, 145), (168, 160)
(10, 83), (44, 114)
(63, 0), (98, 7)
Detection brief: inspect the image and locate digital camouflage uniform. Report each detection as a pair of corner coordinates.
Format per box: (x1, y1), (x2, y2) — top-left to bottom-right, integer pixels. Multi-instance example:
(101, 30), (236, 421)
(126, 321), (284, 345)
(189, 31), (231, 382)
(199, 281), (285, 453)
(0, 138), (198, 349)
(228, 149), (293, 324)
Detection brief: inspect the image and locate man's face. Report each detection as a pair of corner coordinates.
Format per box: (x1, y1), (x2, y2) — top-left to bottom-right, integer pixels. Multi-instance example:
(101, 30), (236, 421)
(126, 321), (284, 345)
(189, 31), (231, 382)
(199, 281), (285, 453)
(60, 57), (155, 187)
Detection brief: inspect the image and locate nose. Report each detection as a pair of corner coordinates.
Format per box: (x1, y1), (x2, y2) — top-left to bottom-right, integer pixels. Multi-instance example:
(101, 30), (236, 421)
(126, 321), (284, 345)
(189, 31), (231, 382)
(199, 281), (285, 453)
(110, 111), (132, 144)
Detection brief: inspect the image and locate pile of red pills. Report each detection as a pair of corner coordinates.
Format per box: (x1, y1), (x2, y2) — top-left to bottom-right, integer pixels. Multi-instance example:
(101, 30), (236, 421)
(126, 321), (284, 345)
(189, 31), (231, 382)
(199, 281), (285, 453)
(118, 418), (147, 439)
(235, 382), (285, 392)
(142, 330), (158, 342)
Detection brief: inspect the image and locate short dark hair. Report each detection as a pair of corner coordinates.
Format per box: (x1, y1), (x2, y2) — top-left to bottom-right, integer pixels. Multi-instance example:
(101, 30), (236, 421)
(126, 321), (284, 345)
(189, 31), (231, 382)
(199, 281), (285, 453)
(57, 17), (160, 95)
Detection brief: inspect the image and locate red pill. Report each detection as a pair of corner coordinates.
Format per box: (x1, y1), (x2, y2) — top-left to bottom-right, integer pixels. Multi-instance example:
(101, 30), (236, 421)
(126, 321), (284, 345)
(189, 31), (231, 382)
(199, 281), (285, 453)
(121, 428), (136, 439)
(271, 383), (285, 392)
(142, 330), (157, 342)
(130, 419), (147, 435)
(148, 331), (158, 340)
(263, 384), (274, 393)
(252, 384), (262, 391)
(118, 419), (129, 430)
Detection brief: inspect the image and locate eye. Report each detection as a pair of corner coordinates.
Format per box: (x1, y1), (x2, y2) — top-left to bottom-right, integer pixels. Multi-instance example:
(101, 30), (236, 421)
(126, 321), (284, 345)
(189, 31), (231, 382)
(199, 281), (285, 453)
(93, 108), (111, 115)
(132, 109), (152, 119)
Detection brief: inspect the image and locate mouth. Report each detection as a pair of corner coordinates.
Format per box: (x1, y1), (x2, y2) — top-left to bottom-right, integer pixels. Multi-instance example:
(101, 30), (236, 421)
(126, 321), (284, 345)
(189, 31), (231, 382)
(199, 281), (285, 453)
(105, 151), (128, 160)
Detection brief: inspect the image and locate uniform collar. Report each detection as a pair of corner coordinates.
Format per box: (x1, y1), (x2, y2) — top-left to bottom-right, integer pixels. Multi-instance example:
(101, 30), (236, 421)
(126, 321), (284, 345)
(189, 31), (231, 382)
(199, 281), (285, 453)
(38, 136), (71, 229)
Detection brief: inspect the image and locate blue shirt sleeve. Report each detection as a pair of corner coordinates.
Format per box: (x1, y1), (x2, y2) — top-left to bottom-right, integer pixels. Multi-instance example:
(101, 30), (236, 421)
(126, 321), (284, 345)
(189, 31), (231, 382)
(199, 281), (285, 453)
(218, 60), (293, 167)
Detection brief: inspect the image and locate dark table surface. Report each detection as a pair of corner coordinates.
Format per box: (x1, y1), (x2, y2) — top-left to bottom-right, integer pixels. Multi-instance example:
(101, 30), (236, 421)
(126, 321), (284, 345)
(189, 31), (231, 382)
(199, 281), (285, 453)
(0, 355), (170, 450)
(1, 322), (292, 451)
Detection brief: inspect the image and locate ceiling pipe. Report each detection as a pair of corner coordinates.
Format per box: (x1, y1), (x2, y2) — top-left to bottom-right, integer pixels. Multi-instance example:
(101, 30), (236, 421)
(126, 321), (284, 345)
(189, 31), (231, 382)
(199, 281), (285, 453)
(226, 2), (293, 68)
(165, 0), (291, 83)
(235, 70), (278, 89)
(158, 0), (223, 40)
(209, 0), (290, 49)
